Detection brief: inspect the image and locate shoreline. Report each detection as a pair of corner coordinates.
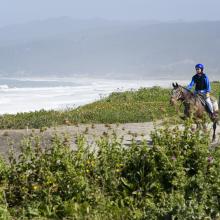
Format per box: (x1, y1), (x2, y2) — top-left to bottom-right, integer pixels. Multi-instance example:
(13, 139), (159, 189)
(0, 77), (189, 115)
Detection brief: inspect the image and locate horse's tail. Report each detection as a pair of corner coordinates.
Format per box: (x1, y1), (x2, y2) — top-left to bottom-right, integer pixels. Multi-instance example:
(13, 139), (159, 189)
(219, 93), (220, 109)
(217, 94), (220, 125)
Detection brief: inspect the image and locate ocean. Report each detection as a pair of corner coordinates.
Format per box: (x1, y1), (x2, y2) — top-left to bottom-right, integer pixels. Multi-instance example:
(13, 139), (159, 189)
(0, 77), (189, 114)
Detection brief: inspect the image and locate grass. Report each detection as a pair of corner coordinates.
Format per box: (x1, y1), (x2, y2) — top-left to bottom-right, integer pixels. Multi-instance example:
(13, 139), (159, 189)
(1, 81), (219, 129)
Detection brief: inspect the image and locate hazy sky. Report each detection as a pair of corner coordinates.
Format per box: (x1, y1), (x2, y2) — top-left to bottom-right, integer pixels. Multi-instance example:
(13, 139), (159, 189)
(1, 0), (220, 27)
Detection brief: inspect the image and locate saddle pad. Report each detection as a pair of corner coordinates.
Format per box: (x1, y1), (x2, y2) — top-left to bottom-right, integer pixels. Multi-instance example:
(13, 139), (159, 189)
(196, 94), (206, 106)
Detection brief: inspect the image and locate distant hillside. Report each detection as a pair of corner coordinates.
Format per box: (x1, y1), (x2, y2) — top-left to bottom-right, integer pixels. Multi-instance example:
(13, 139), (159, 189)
(0, 17), (220, 79)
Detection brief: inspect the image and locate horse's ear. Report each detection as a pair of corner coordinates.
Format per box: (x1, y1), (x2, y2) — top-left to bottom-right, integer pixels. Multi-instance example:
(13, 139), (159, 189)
(175, 82), (179, 87)
(172, 83), (175, 88)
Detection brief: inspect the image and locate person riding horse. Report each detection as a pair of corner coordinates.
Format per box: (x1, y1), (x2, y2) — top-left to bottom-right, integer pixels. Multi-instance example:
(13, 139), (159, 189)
(170, 64), (219, 141)
(187, 64), (217, 119)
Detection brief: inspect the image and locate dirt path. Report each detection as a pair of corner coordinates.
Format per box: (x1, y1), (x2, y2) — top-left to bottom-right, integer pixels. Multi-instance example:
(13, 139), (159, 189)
(0, 122), (157, 158)
(0, 121), (219, 159)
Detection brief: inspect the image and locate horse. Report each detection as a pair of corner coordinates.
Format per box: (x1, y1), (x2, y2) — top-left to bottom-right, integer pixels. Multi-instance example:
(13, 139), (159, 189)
(170, 83), (219, 142)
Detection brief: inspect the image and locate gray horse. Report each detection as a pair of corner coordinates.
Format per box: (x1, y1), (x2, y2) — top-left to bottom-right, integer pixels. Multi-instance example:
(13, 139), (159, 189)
(170, 83), (219, 142)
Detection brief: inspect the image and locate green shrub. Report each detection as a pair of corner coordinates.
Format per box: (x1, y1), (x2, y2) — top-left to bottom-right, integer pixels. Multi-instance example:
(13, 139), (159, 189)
(120, 119), (219, 219)
(0, 118), (220, 218)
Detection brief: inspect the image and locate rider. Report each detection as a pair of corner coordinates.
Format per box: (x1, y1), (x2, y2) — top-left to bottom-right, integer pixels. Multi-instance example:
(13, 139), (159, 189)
(187, 64), (215, 118)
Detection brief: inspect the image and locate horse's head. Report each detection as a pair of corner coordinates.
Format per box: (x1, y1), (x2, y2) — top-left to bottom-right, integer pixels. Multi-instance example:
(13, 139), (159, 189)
(170, 82), (185, 106)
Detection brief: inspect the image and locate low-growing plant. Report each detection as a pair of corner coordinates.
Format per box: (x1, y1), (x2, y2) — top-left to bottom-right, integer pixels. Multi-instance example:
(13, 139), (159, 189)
(0, 82), (219, 130)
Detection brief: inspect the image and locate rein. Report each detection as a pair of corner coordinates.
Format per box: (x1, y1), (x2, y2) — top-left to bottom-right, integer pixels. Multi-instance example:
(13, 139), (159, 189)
(172, 86), (197, 110)
(173, 86), (207, 112)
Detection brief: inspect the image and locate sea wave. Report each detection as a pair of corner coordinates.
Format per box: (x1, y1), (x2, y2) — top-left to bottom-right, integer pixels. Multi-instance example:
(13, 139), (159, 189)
(0, 84), (9, 89)
(0, 78), (188, 114)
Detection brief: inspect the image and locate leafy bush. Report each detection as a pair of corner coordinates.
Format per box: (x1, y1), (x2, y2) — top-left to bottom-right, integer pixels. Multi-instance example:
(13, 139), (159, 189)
(120, 119), (219, 219)
(0, 118), (219, 219)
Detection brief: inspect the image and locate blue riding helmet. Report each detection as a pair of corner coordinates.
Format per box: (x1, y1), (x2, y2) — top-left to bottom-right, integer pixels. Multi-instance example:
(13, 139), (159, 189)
(195, 63), (204, 70)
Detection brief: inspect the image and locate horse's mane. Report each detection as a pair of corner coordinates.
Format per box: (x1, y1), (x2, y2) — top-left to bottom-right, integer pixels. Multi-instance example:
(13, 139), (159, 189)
(178, 85), (205, 105)
(178, 85), (194, 96)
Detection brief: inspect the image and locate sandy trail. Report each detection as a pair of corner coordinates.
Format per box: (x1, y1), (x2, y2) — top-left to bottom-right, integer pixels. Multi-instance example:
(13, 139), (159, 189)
(0, 121), (219, 159)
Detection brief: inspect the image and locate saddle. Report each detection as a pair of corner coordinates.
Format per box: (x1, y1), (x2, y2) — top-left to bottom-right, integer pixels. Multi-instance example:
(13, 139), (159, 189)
(196, 93), (206, 106)
(196, 93), (219, 112)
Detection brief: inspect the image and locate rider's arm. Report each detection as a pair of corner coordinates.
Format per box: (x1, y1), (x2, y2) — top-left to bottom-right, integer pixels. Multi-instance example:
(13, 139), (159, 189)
(187, 77), (195, 90)
(205, 75), (211, 94)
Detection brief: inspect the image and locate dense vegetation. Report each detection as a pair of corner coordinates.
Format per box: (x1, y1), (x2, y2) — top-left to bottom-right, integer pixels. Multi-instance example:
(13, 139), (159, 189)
(0, 82), (219, 129)
(0, 118), (220, 219)
(0, 83), (219, 218)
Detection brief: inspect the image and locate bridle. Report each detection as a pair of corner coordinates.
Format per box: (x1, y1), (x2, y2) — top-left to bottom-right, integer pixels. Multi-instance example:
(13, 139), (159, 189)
(171, 86), (184, 102)
(171, 84), (194, 101)
(172, 88), (182, 101)
(171, 85), (195, 110)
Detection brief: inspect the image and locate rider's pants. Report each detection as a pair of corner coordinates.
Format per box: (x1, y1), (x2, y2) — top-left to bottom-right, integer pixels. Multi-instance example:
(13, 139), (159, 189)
(206, 97), (214, 113)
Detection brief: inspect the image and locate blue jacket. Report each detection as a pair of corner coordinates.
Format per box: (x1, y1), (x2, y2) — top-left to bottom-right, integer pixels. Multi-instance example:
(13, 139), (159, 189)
(187, 73), (211, 94)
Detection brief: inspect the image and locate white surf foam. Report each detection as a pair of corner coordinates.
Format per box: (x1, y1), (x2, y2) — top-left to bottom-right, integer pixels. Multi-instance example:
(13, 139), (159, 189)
(0, 85), (9, 90)
(0, 78), (188, 114)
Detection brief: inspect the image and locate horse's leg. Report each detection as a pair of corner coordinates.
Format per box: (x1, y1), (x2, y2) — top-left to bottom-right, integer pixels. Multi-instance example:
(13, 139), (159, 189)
(212, 121), (217, 142)
(180, 108), (187, 120)
(197, 122), (204, 131)
(202, 122), (208, 132)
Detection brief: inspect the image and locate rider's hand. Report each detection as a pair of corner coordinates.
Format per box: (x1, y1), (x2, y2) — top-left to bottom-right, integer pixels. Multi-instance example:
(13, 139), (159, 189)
(206, 92), (210, 97)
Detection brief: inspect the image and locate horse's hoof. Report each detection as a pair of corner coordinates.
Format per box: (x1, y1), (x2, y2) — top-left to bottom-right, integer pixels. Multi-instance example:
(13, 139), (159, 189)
(212, 137), (216, 143)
